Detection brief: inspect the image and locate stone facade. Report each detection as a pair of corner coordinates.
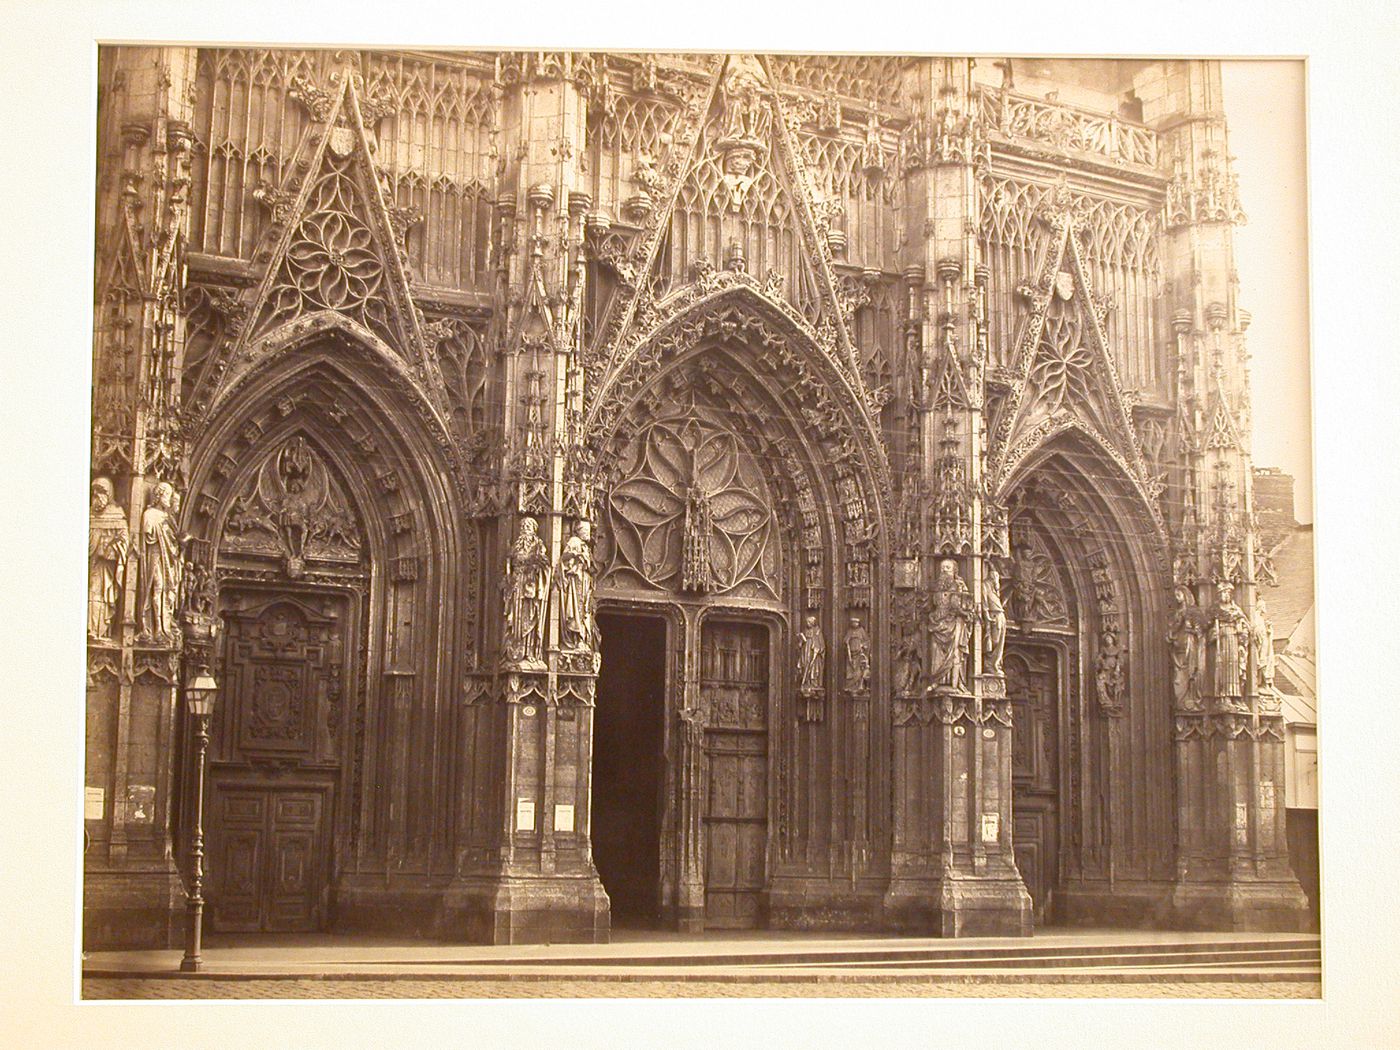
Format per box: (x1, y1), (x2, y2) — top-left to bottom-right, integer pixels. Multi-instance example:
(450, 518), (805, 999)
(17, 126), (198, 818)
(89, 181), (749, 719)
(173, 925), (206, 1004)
(84, 49), (1309, 949)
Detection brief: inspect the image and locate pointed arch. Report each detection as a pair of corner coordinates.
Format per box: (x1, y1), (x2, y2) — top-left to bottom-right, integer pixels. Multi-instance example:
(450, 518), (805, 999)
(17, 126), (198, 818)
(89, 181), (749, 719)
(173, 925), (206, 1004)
(1000, 429), (1176, 887)
(584, 283), (892, 539)
(181, 328), (482, 874)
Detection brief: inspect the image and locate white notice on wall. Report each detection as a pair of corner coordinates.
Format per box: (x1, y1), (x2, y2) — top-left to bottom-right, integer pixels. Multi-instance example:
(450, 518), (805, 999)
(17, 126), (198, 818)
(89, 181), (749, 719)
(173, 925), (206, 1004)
(516, 798), (536, 832)
(555, 804), (575, 833)
(84, 787), (105, 821)
(980, 813), (1000, 843)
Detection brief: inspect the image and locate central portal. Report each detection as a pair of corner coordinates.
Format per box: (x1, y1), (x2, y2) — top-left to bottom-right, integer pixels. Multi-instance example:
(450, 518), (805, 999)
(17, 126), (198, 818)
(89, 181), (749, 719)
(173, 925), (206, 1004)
(593, 612), (667, 927)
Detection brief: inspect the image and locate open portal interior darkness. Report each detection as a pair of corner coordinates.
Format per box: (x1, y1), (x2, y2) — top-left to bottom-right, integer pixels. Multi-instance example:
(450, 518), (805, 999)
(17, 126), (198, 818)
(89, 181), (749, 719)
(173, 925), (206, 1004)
(592, 612), (667, 927)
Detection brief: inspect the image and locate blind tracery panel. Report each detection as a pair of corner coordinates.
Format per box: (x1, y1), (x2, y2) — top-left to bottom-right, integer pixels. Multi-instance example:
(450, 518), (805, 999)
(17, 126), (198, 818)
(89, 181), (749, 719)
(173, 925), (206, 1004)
(191, 49), (495, 289)
(980, 175), (1165, 397)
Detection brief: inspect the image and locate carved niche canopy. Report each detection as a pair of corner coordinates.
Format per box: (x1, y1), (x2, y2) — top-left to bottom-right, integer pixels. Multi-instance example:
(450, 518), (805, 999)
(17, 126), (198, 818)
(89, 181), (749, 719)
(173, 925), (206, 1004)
(221, 434), (364, 577)
(599, 397), (782, 602)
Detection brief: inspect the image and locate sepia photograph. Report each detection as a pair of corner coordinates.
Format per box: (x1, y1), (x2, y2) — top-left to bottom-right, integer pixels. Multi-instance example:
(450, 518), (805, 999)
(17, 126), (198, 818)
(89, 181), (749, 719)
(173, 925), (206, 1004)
(9, 0), (1400, 1044)
(76, 43), (1322, 1004)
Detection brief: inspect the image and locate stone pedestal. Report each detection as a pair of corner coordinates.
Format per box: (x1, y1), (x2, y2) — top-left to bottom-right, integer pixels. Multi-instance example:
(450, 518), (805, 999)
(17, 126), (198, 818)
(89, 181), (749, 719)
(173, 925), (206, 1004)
(436, 873), (610, 945)
(1170, 879), (1311, 932)
(82, 864), (186, 950)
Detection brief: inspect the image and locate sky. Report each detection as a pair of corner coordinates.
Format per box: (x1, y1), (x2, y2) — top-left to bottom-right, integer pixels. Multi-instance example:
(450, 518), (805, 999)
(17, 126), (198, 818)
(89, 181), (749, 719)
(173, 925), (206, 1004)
(1220, 61), (1313, 523)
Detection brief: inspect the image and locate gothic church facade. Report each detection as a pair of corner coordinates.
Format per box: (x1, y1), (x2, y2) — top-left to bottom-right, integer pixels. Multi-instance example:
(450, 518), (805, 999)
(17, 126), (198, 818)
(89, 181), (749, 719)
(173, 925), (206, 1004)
(85, 49), (1309, 948)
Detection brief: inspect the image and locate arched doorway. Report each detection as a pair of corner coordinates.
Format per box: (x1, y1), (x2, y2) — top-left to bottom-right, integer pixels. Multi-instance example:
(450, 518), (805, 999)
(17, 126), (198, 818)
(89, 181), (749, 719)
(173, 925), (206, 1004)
(181, 339), (476, 934)
(581, 288), (892, 932)
(999, 430), (1174, 925)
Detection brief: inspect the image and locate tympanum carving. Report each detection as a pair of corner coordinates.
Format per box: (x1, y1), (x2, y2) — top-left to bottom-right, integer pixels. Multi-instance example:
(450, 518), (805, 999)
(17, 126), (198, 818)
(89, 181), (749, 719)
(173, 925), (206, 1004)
(602, 408), (780, 601)
(222, 435), (363, 576)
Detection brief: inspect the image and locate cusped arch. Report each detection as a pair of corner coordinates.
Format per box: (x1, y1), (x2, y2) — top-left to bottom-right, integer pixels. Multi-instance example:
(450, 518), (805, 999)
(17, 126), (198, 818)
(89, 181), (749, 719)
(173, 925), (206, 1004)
(183, 334), (474, 634)
(994, 415), (1166, 550)
(586, 282), (892, 544)
(195, 310), (454, 467)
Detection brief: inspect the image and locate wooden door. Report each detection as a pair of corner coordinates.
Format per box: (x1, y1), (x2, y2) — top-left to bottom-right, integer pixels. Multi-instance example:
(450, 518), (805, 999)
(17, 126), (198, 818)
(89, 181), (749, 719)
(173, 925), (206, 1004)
(209, 786), (327, 932)
(700, 620), (769, 928)
(1007, 644), (1060, 923)
(207, 592), (344, 933)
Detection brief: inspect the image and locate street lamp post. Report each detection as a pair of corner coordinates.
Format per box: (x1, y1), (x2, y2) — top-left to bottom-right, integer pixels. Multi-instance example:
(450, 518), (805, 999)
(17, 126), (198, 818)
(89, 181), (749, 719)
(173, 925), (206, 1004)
(180, 669), (218, 973)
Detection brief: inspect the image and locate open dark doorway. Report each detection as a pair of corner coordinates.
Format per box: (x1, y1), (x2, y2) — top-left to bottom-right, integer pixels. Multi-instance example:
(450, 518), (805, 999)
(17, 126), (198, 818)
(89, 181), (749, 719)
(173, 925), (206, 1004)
(592, 611), (667, 927)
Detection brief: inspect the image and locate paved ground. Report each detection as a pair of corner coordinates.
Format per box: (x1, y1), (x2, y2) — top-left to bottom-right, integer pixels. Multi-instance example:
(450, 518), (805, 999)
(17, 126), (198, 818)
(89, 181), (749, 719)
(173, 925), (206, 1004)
(84, 977), (1318, 999)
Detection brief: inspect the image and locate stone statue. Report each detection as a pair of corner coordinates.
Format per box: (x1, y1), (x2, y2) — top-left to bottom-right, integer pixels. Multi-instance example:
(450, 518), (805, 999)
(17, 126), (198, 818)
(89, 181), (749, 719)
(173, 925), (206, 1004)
(843, 616), (870, 694)
(555, 521), (597, 653)
(1169, 587), (1204, 711)
(797, 614), (824, 697)
(894, 631), (923, 696)
(88, 477), (129, 641)
(1095, 628), (1125, 714)
(503, 517), (550, 667)
(135, 481), (183, 644)
(1252, 598), (1276, 691)
(982, 563), (1007, 676)
(928, 559), (972, 692)
(1211, 580), (1250, 698)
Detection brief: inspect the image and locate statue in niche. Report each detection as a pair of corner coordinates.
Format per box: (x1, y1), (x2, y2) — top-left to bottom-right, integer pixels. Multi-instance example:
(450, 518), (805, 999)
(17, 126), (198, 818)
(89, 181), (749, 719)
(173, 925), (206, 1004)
(928, 559), (973, 692)
(894, 630), (923, 696)
(797, 614), (825, 722)
(135, 481), (183, 645)
(502, 517), (551, 668)
(1252, 598), (1276, 691)
(88, 477), (129, 641)
(555, 520), (597, 654)
(798, 614), (825, 696)
(718, 54), (769, 145)
(1095, 628), (1125, 714)
(982, 563), (1008, 676)
(1211, 580), (1250, 698)
(1169, 586), (1204, 711)
(843, 616), (870, 694)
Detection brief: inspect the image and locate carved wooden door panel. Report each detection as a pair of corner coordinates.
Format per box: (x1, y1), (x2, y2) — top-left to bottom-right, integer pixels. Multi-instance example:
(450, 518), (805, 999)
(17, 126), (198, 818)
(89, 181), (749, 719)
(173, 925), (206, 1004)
(700, 620), (769, 929)
(1007, 644), (1060, 923)
(208, 592), (345, 933)
(209, 787), (326, 932)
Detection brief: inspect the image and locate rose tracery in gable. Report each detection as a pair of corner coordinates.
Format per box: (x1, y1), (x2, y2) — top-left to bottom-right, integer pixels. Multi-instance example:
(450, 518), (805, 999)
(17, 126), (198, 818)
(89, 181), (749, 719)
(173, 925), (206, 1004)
(257, 152), (392, 345)
(600, 401), (781, 601)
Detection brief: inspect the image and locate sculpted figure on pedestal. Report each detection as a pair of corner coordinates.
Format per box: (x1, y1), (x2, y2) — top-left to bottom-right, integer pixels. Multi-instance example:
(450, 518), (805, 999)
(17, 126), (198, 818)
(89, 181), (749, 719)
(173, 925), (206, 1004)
(135, 481), (183, 645)
(1095, 628), (1125, 714)
(1211, 580), (1250, 698)
(88, 478), (129, 641)
(982, 563), (1007, 676)
(1169, 586), (1204, 711)
(503, 517), (551, 667)
(843, 616), (870, 694)
(797, 614), (824, 696)
(929, 559), (972, 692)
(555, 521), (597, 654)
(1252, 597), (1276, 691)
